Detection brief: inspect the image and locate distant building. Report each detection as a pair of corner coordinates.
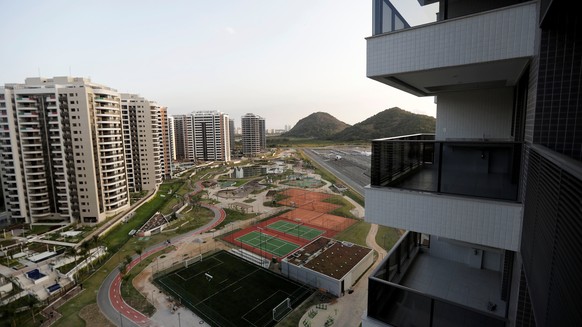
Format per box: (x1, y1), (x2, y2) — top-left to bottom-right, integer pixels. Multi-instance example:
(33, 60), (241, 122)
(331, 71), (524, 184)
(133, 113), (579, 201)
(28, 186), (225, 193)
(159, 107), (172, 179)
(229, 118), (235, 152)
(121, 94), (163, 192)
(241, 113), (265, 157)
(171, 114), (194, 161)
(0, 77), (130, 224)
(192, 111), (231, 162)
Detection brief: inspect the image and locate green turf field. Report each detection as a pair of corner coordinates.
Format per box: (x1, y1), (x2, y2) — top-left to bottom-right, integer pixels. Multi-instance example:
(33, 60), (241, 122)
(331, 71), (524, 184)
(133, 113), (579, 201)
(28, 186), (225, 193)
(236, 230), (299, 257)
(155, 251), (313, 327)
(266, 220), (325, 240)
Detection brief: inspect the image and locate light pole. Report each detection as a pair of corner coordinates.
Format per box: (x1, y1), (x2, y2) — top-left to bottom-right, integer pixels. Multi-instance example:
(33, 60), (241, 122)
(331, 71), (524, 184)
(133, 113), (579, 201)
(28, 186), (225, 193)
(178, 312), (181, 327)
(257, 227), (264, 259)
(295, 218), (302, 239)
(119, 311), (124, 327)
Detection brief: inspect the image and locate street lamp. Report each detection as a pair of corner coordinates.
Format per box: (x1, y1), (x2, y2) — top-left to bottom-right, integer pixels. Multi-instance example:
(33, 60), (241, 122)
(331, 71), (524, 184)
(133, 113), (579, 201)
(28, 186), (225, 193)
(178, 312), (181, 327)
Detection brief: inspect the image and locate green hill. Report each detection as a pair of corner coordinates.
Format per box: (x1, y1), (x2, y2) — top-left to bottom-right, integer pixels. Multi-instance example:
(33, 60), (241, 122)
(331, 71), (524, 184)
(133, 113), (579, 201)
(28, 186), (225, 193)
(283, 112), (350, 138)
(331, 107), (435, 141)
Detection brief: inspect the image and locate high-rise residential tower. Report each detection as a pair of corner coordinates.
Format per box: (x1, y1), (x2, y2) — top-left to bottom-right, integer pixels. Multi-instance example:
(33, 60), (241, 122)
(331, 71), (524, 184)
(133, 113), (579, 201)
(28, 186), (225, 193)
(192, 111), (231, 162)
(171, 114), (194, 161)
(0, 77), (130, 224)
(241, 113), (265, 157)
(229, 118), (235, 154)
(121, 94), (163, 192)
(159, 106), (172, 179)
(363, 1), (581, 326)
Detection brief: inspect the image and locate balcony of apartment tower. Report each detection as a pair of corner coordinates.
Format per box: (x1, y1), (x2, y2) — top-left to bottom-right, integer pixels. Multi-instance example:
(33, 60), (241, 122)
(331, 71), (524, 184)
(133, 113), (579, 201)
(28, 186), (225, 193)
(367, 0), (536, 97)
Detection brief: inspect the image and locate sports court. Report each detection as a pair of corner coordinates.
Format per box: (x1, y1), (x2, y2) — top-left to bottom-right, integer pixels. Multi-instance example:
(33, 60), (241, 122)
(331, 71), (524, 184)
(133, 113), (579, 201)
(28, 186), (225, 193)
(236, 231), (299, 257)
(266, 220), (324, 240)
(155, 251), (313, 327)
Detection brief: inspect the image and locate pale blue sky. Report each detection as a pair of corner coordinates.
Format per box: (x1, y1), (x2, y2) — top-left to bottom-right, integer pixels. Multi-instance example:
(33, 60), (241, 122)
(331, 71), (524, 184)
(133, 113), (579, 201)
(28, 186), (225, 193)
(0, 0), (438, 129)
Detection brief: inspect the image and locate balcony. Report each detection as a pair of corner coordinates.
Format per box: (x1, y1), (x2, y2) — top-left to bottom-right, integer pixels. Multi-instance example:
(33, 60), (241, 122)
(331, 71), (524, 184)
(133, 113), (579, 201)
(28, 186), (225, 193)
(365, 232), (506, 327)
(366, 134), (522, 250)
(367, 1), (536, 96)
(370, 134), (521, 200)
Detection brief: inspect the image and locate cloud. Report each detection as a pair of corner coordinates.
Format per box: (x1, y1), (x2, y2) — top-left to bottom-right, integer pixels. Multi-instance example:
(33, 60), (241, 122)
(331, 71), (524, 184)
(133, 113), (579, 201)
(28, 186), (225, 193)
(224, 26), (236, 35)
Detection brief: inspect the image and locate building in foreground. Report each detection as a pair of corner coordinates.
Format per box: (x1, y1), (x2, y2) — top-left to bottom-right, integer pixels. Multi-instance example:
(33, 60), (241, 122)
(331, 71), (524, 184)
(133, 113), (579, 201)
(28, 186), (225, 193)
(241, 113), (266, 157)
(282, 237), (373, 297)
(192, 110), (231, 162)
(0, 77), (131, 224)
(364, 0), (581, 326)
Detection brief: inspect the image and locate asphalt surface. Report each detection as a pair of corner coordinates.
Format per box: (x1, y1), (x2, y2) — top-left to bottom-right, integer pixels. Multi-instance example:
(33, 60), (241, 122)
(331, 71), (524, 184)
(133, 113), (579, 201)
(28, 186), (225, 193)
(303, 147), (371, 197)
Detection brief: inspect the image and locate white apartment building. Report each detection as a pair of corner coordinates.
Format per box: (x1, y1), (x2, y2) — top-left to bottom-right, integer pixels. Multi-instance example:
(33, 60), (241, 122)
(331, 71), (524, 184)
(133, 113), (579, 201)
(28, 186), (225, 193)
(192, 111), (231, 162)
(121, 94), (163, 192)
(0, 77), (130, 224)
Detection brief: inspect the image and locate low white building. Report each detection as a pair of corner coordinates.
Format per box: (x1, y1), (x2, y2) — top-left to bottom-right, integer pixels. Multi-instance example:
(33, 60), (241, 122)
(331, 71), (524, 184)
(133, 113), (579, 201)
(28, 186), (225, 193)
(281, 237), (373, 297)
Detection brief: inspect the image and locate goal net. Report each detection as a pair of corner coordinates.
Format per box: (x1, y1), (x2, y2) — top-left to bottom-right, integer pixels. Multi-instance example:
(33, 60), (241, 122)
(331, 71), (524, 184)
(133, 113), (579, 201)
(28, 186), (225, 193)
(184, 253), (202, 268)
(272, 298), (292, 321)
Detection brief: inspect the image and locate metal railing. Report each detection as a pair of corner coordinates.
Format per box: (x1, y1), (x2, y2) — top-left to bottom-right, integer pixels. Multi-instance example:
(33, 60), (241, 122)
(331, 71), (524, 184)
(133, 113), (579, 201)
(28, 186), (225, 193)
(371, 134), (522, 201)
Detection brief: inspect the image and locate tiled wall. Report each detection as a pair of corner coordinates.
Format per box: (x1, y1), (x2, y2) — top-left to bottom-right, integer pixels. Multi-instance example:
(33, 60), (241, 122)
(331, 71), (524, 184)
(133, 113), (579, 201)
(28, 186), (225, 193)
(367, 2), (537, 77)
(365, 186), (523, 251)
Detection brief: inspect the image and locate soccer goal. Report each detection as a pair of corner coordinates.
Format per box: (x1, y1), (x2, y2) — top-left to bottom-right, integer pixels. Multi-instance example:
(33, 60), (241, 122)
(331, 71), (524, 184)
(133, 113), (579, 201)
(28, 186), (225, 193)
(272, 297), (292, 321)
(184, 253), (202, 268)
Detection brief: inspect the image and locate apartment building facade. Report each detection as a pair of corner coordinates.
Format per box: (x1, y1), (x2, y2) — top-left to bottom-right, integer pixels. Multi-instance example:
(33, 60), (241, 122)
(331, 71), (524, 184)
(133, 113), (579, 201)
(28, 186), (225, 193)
(364, 0), (580, 326)
(0, 77), (131, 224)
(159, 106), (172, 179)
(192, 110), (231, 162)
(121, 94), (163, 192)
(241, 113), (266, 157)
(171, 114), (194, 161)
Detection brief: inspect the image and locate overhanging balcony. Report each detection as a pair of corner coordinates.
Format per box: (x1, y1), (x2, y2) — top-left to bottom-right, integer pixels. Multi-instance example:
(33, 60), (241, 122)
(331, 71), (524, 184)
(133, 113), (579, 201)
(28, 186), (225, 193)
(367, 1), (537, 96)
(366, 134), (522, 250)
(371, 134), (521, 201)
(365, 232), (506, 327)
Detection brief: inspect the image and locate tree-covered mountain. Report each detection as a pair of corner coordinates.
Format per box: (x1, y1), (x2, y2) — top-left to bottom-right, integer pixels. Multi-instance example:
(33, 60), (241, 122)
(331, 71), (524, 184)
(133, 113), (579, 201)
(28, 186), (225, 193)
(282, 112), (350, 138)
(331, 107), (435, 141)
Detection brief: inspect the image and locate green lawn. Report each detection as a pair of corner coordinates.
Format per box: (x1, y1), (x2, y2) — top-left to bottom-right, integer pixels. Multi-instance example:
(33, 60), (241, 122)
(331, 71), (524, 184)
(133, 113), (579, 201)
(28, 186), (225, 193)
(333, 220), (371, 247)
(323, 195), (356, 219)
(375, 225), (402, 252)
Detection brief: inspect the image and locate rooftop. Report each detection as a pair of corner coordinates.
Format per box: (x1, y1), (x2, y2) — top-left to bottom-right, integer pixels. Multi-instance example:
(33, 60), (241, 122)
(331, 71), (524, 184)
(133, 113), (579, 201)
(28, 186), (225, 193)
(287, 237), (371, 279)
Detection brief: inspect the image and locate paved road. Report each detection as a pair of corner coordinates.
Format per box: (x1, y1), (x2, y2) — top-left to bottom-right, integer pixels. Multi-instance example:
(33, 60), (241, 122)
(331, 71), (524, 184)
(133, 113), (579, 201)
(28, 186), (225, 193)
(303, 148), (370, 197)
(97, 182), (225, 327)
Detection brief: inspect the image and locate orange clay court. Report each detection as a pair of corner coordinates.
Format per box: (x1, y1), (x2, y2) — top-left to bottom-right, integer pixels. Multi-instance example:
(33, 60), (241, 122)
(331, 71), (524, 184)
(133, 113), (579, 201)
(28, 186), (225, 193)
(277, 188), (356, 232)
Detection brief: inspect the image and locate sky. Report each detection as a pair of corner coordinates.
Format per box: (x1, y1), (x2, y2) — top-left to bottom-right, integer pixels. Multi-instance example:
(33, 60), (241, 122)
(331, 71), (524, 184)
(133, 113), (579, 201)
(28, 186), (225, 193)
(0, 0), (438, 130)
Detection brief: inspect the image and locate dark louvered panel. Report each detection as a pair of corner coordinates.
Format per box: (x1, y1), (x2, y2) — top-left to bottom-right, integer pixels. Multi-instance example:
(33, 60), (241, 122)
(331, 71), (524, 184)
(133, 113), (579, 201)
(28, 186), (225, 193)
(521, 148), (582, 326)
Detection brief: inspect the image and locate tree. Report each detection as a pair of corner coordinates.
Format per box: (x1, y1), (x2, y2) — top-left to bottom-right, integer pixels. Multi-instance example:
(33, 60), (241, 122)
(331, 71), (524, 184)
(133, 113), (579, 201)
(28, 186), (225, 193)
(135, 247), (143, 263)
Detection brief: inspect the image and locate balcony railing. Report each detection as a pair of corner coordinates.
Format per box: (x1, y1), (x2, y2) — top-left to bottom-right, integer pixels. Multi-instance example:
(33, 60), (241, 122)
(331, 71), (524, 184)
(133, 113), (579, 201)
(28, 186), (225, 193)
(371, 134), (522, 201)
(367, 231), (506, 327)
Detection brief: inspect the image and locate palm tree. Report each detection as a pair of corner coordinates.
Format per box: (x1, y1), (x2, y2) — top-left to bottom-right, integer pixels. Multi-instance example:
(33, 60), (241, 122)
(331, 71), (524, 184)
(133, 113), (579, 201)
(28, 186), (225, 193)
(66, 246), (77, 263)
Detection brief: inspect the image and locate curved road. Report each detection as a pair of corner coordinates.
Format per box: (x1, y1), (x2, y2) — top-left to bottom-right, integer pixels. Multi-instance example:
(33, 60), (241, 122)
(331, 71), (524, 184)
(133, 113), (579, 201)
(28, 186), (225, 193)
(97, 182), (225, 327)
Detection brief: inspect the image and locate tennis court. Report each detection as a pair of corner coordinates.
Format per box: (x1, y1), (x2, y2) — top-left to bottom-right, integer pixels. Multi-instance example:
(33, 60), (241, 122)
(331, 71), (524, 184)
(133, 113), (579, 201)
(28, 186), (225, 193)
(266, 220), (324, 240)
(236, 231), (299, 257)
(155, 251), (313, 327)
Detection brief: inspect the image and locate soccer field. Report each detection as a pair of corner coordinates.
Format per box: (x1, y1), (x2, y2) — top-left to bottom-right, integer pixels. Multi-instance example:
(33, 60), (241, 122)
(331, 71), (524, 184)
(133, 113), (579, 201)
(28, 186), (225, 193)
(155, 251), (312, 327)
(236, 231), (299, 257)
(266, 220), (325, 240)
